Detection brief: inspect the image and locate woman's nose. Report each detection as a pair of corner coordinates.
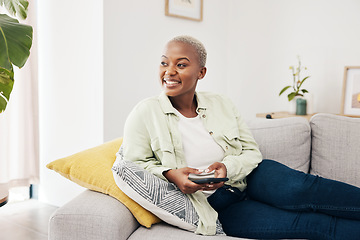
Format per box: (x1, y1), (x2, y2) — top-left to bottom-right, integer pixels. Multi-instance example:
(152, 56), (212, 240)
(165, 66), (176, 75)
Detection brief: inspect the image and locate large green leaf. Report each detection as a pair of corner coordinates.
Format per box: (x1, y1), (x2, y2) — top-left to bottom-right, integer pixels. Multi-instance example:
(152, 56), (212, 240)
(0, 94), (7, 111)
(0, 0), (29, 20)
(0, 70), (13, 113)
(0, 13), (32, 112)
(0, 14), (32, 68)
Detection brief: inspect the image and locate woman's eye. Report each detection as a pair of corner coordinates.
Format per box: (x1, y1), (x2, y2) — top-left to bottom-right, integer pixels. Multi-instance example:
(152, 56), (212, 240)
(177, 63), (186, 68)
(161, 62), (168, 66)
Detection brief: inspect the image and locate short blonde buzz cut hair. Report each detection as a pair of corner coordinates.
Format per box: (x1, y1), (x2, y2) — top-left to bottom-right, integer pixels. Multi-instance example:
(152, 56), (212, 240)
(170, 35), (207, 68)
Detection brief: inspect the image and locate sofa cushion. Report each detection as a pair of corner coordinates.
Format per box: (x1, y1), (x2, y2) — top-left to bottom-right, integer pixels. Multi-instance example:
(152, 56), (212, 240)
(128, 222), (239, 240)
(128, 222), (306, 240)
(49, 190), (139, 240)
(248, 117), (311, 173)
(112, 157), (224, 234)
(46, 138), (161, 228)
(310, 113), (360, 187)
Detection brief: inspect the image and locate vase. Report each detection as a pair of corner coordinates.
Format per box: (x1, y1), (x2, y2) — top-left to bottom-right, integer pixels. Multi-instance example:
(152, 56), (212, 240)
(296, 98), (307, 115)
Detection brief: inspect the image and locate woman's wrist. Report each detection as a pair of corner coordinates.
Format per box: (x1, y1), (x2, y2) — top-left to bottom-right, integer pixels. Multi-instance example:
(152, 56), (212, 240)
(163, 169), (173, 182)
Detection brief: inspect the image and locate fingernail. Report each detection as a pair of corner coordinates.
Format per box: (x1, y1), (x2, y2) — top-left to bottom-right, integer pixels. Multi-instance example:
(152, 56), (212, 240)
(204, 169), (210, 173)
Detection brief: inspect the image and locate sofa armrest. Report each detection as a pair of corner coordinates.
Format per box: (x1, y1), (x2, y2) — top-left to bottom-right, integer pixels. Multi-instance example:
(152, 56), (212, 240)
(49, 190), (139, 240)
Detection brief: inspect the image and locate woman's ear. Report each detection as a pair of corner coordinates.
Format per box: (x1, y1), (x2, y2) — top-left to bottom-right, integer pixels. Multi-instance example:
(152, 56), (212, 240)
(198, 67), (207, 80)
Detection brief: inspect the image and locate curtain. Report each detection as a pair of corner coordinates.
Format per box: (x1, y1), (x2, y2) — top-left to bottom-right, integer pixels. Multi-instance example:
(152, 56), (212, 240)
(0, 2), (39, 199)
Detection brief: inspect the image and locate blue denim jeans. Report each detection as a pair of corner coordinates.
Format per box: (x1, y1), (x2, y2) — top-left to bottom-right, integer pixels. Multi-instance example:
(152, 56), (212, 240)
(207, 159), (360, 240)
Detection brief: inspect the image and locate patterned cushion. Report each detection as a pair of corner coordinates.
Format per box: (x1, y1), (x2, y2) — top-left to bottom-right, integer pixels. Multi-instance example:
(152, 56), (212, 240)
(112, 146), (224, 234)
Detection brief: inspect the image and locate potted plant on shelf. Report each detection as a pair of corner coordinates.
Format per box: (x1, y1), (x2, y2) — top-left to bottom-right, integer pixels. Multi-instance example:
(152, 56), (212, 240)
(279, 56), (310, 115)
(0, 0), (33, 113)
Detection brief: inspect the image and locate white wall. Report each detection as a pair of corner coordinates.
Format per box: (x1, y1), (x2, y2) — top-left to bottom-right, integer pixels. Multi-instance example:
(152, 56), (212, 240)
(104, 0), (360, 133)
(103, 0), (230, 141)
(226, 0), (360, 119)
(38, 0), (104, 206)
(38, 0), (360, 206)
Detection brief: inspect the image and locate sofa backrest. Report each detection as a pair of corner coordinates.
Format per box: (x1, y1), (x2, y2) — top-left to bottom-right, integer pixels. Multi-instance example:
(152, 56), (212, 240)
(248, 117), (311, 173)
(310, 113), (360, 187)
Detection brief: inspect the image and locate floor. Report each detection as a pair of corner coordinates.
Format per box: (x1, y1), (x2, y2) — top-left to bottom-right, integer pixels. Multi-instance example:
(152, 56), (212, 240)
(0, 199), (58, 240)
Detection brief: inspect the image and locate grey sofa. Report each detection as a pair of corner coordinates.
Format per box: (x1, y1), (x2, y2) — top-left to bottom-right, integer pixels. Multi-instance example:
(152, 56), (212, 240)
(49, 113), (360, 240)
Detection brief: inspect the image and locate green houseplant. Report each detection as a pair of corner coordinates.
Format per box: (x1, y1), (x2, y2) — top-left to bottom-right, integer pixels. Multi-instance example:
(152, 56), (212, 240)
(279, 56), (310, 115)
(0, 0), (33, 113)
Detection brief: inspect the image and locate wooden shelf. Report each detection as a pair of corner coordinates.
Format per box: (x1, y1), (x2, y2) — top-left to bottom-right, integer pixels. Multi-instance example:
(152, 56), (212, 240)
(0, 196), (8, 207)
(257, 112), (360, 120)
(256, 111), (315, 121)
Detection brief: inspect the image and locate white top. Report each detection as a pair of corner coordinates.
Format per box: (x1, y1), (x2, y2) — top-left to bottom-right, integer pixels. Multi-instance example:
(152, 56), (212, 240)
(175, 109), (225, 196)
(175, 109), (225, 170)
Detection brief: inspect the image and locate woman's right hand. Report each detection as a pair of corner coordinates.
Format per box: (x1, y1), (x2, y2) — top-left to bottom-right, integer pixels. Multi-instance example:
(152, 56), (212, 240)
(163, 167), (203, 194)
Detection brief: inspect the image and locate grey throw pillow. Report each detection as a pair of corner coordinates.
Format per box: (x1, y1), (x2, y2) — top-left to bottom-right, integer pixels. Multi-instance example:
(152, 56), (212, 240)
(112, 153), (224, 234)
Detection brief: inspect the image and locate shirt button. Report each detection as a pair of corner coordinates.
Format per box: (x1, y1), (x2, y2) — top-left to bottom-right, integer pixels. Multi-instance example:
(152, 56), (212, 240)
(225, 146), (229, 150)
(202, 114), (206, 118)
(209, 131), (213, 135)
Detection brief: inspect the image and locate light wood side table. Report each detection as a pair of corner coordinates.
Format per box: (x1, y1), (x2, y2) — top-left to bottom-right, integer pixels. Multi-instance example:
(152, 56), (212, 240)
(257, 112), (360, 120)
(256, 111), (315, 121)
(0, 196), (8, 207)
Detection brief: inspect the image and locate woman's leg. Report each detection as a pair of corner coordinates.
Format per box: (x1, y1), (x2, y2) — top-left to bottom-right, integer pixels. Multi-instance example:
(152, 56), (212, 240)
(246, 159), (360, 220)
(217, 198), (360, 240)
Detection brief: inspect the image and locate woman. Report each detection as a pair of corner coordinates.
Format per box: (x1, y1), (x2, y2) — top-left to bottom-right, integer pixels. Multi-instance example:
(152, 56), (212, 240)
(121, 35), (360, 239)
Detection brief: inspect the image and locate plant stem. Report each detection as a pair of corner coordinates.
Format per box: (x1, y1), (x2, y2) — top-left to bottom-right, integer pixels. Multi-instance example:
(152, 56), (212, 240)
(292, 67), (296, 91)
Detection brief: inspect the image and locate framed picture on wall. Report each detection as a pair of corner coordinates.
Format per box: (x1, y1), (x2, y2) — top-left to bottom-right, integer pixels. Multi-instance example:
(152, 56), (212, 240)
(165, 0), (203, 22)
(341, 66), (360, 116)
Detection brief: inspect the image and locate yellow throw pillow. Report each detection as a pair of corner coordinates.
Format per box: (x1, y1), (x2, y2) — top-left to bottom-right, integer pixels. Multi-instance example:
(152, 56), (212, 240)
(46, 138), (161, 228)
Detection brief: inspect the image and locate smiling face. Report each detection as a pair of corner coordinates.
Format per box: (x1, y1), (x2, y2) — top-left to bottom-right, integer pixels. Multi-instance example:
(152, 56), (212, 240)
(159, 41), (206, 101)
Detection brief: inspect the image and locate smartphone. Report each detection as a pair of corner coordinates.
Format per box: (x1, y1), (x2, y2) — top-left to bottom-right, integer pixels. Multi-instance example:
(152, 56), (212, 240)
(191, 177), (229, 184)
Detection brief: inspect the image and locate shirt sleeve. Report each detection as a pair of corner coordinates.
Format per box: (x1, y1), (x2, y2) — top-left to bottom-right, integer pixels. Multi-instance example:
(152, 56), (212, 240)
(121, 103), (171, 181)
(221, 100), (263, 184)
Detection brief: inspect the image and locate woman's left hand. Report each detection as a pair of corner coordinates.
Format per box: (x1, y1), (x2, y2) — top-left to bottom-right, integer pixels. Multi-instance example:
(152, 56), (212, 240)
(202, 162), (227, 191)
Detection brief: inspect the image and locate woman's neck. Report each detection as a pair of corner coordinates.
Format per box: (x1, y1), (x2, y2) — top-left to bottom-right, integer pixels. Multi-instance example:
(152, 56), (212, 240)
(169, 95), (198, 118)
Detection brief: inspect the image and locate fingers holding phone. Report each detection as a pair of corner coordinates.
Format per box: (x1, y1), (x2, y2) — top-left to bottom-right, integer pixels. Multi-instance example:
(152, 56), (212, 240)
(206, 162), (227, 178)
(164, 167), (204, 194)
(188, 164), (228, 191)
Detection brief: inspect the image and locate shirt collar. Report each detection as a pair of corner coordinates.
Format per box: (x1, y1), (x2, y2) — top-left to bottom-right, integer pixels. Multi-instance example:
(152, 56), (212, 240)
(195, 92), (207, 113)
(158, 91), (207, 115)
(158, 92), (175, 114)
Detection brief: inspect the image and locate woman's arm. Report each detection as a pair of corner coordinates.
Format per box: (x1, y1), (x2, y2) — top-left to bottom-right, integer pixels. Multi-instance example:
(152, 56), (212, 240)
(121, 104), (171, 180)
(121, 102), (207, 193)
(221, 100), (263, 184)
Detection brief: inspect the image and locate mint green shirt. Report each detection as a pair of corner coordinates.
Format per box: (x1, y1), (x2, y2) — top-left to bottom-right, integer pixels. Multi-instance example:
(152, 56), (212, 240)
(122, 91), (262, 235)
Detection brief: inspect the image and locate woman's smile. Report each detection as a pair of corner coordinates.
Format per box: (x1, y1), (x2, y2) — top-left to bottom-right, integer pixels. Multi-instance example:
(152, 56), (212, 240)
(163, 78), (181, 88)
